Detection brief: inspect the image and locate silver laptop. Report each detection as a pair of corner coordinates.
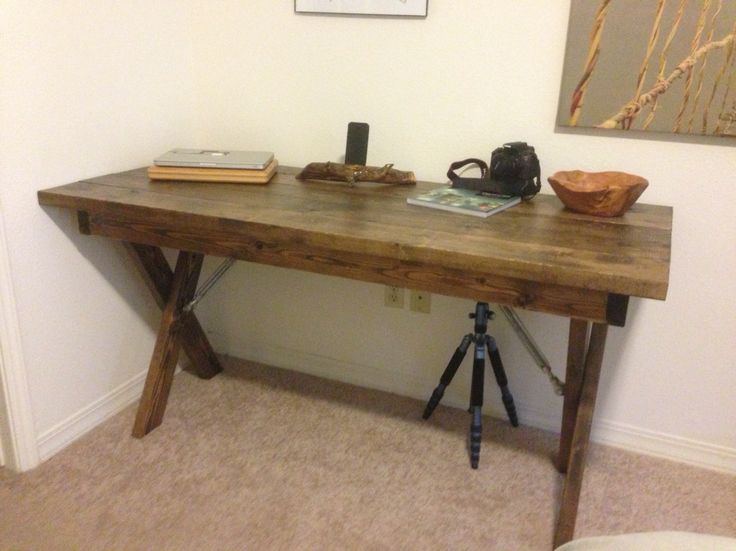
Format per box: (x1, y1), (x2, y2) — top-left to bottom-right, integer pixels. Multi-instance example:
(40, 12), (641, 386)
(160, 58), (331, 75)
(154, 149), (274, 170)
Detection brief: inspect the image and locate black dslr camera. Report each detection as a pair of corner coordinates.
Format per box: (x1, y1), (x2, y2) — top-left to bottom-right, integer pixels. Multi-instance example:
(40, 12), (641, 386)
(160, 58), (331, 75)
(447, 142), (541, 199)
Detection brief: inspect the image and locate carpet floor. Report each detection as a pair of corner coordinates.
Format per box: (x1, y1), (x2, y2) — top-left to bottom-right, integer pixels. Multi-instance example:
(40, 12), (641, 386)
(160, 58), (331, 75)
(1, 356), (734, 550)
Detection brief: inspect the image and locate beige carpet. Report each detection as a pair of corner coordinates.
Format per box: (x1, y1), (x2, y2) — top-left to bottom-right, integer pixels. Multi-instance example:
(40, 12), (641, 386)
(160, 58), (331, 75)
(1, 357), (734, 550)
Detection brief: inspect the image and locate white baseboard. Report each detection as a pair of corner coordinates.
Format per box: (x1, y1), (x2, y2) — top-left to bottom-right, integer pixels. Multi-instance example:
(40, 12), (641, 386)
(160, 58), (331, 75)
(591, 420), (736, 475)
(37, 370), (147, 461)
(231, 341), (736, 476)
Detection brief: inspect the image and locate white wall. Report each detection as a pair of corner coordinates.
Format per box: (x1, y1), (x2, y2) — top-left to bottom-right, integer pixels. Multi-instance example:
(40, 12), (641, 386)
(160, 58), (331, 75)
(0, 0), (202, 462)
(1, 1), (734, 472)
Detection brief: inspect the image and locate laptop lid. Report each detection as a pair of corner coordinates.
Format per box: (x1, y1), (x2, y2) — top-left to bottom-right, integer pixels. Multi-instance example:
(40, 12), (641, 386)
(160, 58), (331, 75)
(154, 149), (274, 170)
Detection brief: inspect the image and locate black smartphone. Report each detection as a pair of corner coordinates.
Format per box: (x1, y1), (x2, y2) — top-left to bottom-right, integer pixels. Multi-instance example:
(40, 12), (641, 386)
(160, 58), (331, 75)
(344, 122), (369, 165)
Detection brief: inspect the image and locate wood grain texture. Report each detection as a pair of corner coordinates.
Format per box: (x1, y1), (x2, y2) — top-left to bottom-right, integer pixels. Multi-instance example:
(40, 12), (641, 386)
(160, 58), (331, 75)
(557, 319), (590, 473)
(132, 251), (203, 438)
(83, 208), (614, 322)
(123, 242), (222, 380)
(296, 161), (416, 185)
(548, 170), (649, 217)
(37, 166), (672, 319)
(554, 322), (609, 547)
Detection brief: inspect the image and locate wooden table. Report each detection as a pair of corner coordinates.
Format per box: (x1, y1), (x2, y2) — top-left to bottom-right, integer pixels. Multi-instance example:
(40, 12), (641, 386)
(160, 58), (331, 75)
(38, 166), (672, 547)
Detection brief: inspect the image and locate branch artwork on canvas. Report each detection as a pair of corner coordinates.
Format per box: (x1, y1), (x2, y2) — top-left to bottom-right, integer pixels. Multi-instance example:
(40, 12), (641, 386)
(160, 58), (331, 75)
(558, 0), (735, 137)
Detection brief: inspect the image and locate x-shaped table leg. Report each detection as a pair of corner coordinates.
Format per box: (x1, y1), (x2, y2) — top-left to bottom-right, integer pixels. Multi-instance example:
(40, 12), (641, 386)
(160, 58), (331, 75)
(125, 244), (221, 438)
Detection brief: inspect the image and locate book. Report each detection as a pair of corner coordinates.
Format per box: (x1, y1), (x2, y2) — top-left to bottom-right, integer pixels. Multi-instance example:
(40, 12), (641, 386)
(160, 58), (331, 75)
(406, 186), (521, 218)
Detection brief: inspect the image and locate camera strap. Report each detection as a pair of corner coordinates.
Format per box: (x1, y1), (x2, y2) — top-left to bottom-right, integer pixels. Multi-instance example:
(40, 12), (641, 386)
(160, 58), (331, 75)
(447, 157), (541, 199)
(446, 158), (489, 190)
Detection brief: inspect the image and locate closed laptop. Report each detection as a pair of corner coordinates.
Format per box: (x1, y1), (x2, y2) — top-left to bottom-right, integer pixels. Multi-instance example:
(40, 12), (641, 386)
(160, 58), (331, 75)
(154, 149), (274, 170)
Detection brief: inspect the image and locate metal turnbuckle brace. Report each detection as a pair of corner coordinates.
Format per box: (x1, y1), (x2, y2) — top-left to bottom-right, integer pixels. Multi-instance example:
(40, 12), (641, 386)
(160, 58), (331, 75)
(183, 258), (236, 313)
(498, 305), (565, 396)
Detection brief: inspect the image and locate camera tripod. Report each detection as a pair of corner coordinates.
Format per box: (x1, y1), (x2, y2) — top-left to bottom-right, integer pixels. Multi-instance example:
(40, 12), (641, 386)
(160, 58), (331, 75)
(423, 302), (519, 469)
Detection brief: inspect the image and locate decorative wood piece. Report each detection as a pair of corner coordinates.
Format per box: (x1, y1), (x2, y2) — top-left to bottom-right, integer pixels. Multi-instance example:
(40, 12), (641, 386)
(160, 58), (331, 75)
(296, 162), (416, 186)
(548, 170), (648, 217)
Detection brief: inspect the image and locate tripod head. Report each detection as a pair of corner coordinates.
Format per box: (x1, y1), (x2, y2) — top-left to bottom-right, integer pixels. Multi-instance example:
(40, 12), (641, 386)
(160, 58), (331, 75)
(469, 302), (494, 334)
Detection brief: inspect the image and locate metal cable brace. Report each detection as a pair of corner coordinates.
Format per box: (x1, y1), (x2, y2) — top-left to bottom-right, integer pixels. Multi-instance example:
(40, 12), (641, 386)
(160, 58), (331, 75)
(183, 258), (236, 313)
(498, 305), (565, 396)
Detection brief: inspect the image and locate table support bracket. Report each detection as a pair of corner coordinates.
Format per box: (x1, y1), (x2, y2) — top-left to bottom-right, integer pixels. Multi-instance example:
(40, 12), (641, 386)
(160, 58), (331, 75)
(183, 258), (236, 313)
(498, 305), (564, 395)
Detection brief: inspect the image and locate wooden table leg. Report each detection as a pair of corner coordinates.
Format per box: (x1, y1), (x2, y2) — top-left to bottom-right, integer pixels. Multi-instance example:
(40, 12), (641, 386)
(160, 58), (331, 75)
(554, 322), (609, 548)
(558, 319), (589, 473)
(132, 251), (204, 438)
(124, 243), (222, 379)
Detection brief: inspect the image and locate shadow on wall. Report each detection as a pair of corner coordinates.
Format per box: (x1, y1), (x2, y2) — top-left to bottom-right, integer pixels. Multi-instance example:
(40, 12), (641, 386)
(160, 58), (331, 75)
(587, 297), (643, 420)
(40, 206), (162, 333)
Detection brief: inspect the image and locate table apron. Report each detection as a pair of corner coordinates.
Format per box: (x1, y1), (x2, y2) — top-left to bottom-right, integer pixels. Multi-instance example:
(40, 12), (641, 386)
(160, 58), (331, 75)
(78, 210), (627, 325)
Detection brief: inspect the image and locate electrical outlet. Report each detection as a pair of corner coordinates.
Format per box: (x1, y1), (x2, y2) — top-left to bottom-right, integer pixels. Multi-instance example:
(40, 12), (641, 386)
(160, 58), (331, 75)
(410, 290), (431, 313)
(384, 286), (405, 308)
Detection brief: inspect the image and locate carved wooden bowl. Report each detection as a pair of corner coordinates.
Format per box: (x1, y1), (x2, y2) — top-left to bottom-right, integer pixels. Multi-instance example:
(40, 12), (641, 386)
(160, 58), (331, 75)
(548, 170), (649, 217)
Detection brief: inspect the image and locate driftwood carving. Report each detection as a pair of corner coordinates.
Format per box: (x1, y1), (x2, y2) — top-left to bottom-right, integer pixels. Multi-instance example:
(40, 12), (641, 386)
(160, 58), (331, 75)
(297, 162), (416, 186)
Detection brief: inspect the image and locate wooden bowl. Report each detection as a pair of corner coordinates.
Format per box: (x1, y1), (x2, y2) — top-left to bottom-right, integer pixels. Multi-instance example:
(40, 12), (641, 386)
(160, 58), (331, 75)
(548, 170), (648, 217)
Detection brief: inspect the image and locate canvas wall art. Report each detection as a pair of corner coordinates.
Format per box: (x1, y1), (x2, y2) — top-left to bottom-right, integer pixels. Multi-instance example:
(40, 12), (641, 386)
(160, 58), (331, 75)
(557, 1), (736, 137)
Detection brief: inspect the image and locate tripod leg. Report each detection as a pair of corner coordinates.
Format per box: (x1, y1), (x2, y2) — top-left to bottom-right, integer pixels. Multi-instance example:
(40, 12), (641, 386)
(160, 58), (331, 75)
(469, 339), (485, 469)
(470, 406), (482, 469)
(486, 336), (519, 427)
(423, 334), (472, 419)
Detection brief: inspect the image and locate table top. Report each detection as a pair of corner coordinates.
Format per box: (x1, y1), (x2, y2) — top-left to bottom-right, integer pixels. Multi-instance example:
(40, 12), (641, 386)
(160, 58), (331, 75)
(38, 166), (672, 320)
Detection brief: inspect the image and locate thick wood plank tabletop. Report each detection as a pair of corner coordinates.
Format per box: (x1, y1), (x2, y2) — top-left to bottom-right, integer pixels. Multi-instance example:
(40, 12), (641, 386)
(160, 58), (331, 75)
(38, 166), (672, 322)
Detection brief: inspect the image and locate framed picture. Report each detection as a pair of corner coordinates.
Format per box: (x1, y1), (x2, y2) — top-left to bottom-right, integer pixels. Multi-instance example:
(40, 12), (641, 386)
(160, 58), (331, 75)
(557, 1), (736, 138)
(295, 0), (428, 17)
